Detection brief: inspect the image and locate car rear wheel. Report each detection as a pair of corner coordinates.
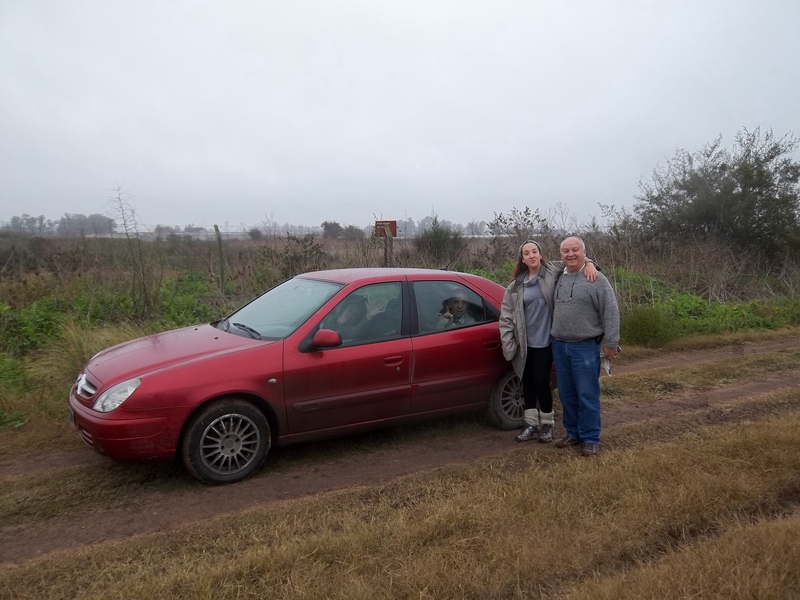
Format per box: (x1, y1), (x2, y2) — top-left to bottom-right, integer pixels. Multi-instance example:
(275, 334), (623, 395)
(181, 399), (271, 484)
(487, 370), (524, 430)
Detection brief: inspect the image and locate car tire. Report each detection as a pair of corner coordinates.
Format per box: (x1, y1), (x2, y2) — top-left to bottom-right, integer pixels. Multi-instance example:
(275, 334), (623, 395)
(181, 399), (271, 485)
(487, 370), (525, 430)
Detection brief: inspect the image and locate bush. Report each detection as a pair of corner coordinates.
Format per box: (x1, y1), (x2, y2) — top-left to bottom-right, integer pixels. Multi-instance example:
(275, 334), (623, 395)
(0, 354), (26, 391)
(413, 217), (463, 266)
(0, 299), (63, 357)
(621, 306), (682, 347)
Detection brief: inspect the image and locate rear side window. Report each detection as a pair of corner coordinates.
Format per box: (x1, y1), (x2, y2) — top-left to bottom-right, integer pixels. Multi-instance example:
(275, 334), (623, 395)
(412, 281), (493, 333)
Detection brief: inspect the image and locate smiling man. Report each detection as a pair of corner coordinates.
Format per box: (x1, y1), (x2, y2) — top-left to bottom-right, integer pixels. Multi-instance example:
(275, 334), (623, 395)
(551, 236), (620, 456)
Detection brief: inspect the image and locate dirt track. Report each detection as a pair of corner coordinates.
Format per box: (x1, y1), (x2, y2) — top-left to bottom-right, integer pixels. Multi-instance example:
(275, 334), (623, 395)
(2, 336), (799, 565)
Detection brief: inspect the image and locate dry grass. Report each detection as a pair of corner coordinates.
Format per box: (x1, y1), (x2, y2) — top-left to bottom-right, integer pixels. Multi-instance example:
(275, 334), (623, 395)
(563, 511), (800, 599)
(616, 326), (800, 363)
(27, 319), (155, 389)
(1, 395), (799, 599)
(0, 320), (157, 458)
(599, 348), (800, 408)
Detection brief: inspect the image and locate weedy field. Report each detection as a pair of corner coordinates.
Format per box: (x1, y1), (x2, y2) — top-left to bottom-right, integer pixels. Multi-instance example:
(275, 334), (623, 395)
(2, 225), (800, 598)
(1, 330), (799, 599)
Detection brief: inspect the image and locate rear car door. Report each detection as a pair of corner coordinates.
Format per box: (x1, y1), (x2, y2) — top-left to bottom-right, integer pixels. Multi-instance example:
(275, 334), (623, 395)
(409, 279), (506, 414)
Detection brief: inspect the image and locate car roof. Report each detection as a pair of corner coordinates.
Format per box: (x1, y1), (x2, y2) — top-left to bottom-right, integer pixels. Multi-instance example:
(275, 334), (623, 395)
(297, 268), (466, 284)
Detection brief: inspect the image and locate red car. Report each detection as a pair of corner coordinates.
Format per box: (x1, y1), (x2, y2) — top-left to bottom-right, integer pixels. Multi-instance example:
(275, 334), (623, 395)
(68, 268), (524, 484)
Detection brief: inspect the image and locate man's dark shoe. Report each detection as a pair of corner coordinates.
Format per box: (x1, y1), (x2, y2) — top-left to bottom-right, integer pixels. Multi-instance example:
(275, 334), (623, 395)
(555, 435), (580, 448)
(515, 424), (539, 443)
(581, 442), (600, 456)
(538, 423), (554, 443)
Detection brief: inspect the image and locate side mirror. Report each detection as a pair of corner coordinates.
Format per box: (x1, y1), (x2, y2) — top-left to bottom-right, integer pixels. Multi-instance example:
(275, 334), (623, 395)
(311, 329), (342, 348)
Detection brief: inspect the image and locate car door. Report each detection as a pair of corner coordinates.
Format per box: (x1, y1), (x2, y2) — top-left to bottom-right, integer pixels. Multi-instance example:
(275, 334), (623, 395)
(409, 279), (505, 414)
(282, 281), (412, 434)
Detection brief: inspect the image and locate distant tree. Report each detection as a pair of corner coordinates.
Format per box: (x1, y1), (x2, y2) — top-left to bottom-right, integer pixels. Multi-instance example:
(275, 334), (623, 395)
(543, 202), (578, 234)
(397, 217), (416, 238)
(342, 225), (365, 240)
(321, 221), (343, 239)
(55, 213), (115, 236)
(87, 213), (116, 234)
(3, 214), (50, 235)
(154, 225), (179, 236)
(417, 215), (435, 233)
(248, 227), (264, 241)
(486, 206), (549, 249)
(635, 127), (800, 259)
(441, 219), (463, 234)
(465, 220), (487, 236)
(413, 216), (463, 265)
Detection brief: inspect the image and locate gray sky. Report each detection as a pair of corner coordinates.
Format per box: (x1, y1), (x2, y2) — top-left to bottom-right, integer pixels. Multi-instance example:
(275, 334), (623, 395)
(1, 0), (798, 231)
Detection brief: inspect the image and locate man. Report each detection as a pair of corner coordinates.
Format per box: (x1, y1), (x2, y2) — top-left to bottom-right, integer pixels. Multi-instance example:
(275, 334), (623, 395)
(551, 236), (620, 456)
(436, 291), (477, 328)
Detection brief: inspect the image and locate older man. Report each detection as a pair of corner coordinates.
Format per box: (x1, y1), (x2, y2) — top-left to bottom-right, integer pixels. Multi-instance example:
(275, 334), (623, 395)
(551, 236), (620, 456)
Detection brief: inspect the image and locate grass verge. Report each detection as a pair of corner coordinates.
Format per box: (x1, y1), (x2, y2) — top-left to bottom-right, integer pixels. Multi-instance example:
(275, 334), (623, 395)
(1, 400), (799, 599)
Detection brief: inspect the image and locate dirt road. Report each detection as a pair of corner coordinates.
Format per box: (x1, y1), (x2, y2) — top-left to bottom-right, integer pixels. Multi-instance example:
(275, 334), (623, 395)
(2, 335), (799, 565)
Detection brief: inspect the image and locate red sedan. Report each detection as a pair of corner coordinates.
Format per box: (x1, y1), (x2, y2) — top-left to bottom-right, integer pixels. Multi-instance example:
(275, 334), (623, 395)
(68, 268), (524, 484)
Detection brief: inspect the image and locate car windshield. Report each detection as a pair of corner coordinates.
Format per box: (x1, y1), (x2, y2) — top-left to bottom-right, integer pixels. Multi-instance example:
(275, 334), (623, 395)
(221, 277), (343, 340)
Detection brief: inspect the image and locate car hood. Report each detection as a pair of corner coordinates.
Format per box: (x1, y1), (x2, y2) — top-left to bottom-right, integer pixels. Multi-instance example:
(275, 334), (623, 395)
(85, 324), (272, 385)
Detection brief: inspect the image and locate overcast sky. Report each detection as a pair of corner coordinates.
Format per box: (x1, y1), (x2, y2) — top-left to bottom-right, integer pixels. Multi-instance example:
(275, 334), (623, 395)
(1, 0), (798, 231)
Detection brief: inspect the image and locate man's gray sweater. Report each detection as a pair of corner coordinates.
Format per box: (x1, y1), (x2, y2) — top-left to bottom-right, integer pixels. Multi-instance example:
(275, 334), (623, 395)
(550, 270), (620, 349)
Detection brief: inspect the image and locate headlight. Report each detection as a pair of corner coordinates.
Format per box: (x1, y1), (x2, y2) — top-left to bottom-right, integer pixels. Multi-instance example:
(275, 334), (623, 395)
(93, 378), (141, 413)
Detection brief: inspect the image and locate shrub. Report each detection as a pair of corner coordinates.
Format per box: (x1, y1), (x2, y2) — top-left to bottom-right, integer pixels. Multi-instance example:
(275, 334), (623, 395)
(0, 299), (63, 357)
(158, 274), (221, 327)
(621, 306), (682, 347)
(0, 354), (26, 391)
(413, 217), (463, 266)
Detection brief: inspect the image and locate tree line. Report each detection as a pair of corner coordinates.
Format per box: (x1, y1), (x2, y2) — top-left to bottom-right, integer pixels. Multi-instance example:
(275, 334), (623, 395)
(3, 127), (799, 264)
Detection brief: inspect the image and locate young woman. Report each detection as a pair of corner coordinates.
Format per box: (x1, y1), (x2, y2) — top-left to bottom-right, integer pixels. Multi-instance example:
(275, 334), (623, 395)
(499, 240), (597, 442)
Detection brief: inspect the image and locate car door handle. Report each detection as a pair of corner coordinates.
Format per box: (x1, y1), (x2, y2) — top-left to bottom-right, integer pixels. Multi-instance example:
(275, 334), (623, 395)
(483, 341), (500, 349)
(383, 355), (404, 366)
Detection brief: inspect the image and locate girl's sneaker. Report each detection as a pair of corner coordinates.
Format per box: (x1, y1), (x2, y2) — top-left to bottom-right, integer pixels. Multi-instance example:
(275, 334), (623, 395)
(515, 424), (539, 442)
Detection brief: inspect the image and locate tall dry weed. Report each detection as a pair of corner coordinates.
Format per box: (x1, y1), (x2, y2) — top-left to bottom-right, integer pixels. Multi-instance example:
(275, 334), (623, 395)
(29, 319), (153, 386)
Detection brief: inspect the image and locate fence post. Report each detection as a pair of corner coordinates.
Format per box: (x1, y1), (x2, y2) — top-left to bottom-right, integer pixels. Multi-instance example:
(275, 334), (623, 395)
(214, 224), (225, 296)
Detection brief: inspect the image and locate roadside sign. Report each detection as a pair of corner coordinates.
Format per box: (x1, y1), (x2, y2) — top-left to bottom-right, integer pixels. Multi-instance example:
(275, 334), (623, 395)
(374, 220), (397, 237)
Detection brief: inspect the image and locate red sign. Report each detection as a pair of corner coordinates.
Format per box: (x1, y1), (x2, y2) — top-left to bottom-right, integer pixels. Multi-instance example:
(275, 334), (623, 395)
(374, 220), (397, 237)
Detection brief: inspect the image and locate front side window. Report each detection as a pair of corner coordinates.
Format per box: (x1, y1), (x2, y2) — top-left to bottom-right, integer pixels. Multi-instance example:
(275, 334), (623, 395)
(320, 282), (403, 344)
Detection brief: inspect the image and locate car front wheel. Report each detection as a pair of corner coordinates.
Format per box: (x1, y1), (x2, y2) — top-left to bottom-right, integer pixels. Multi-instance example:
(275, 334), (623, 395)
(181, 399), (271, 484)
(487, 370), (524, 430)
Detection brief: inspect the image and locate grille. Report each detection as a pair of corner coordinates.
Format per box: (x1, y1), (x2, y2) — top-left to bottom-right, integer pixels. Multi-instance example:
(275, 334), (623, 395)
(75, 374), (97, 399)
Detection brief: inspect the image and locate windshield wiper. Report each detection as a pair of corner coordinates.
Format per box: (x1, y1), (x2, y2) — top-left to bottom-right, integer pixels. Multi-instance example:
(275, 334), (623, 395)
(232, 322), (262, 340)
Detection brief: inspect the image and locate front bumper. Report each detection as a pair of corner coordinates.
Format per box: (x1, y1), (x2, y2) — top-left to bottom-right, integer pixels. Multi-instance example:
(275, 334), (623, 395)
(68, 394), (176, 462)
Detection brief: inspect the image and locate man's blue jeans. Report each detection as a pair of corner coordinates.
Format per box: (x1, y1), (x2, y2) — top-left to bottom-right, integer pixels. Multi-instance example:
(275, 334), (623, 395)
(552, 338), (601, 444)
